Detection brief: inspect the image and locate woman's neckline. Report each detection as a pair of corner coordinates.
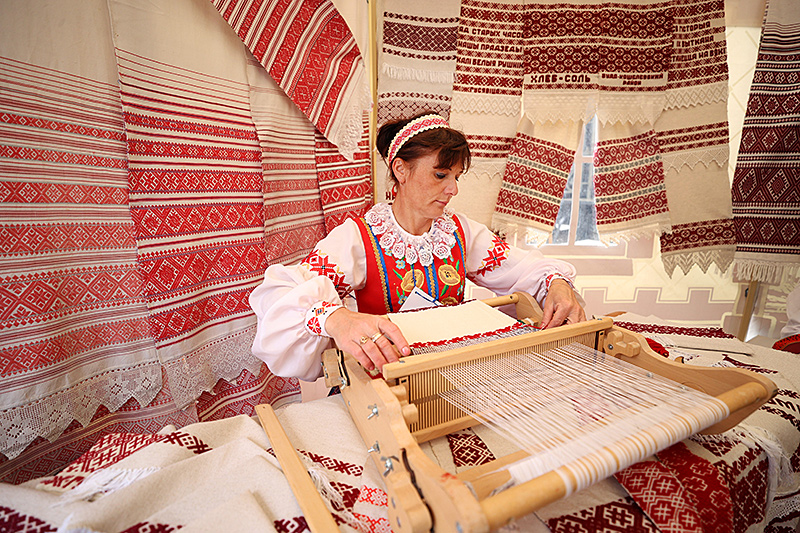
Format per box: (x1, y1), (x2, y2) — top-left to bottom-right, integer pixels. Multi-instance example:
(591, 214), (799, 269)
(390, 199), (431, 236)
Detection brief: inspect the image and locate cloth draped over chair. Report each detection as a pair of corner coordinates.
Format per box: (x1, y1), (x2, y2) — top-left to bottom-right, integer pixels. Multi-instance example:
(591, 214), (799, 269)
(0, 0), (370, 484)
(731, 0), (800, 285)
(380, 0), (736, 276)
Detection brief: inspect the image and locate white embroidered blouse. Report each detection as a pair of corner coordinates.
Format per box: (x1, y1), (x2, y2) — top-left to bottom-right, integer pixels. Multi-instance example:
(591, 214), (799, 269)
(249, 203), (577, 381)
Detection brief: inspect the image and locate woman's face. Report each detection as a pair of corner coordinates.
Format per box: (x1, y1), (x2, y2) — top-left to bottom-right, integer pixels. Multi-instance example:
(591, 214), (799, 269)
(395, 150), (463, 221)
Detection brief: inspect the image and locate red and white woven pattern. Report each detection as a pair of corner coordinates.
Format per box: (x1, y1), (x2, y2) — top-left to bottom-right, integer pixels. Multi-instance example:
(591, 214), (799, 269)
(195, 368), (299, 423)
(522, 1), (672, 126)
(615, 459), (705, 532)
(116, 49), (268, 407)
(0, 368), (197, 485)
(0, 55), (162, 461)
(494, 129), (576, 241)
(445, 0), (526, 226)
(450, 0), (524, 162)
(314, 111), (372, 233)
(732, 0), (800, 283)
(246, 57), (327, 266)
(211, 0), (370, 161)
(664, 0), (728, 109)
(492, 0), (732, 273)
(378, 0), (460, 125)
(656, 102), (735, 275)
(593, 127), (670, 241)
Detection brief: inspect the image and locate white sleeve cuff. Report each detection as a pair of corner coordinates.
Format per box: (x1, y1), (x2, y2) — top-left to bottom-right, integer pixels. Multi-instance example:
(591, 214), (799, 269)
(545, 273), (575, 292)
(304, 301), (343, 337)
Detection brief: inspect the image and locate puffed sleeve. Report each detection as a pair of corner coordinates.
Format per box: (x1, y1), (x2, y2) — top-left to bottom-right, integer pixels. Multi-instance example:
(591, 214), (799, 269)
(458, 214), (577, 307)
(248, 219), (367, 381)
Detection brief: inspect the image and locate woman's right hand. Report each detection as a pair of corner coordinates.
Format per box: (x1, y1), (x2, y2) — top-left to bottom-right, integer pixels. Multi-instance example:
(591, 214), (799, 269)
(325, 308), (411, 372)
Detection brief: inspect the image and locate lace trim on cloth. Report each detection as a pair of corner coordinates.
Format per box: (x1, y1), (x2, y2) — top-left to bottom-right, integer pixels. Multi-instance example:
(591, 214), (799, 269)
(450, 92), (521, 117)
(161, 326), (264, 410)
(491, 220), (551, 248)
(522, 91), (666, 126)
(496, 217), (674, 249)
(661, 248), (736, 277)
(664, 83), (728, 111)
(461, 159), (508, 182)
(597, 216), (672, 246)
(324, 73), (372, 162)
(0, 362), (163, 460)
(661, 146), (729, 172)
(364, 203), (457, 267)
(733, 257), (800, 285)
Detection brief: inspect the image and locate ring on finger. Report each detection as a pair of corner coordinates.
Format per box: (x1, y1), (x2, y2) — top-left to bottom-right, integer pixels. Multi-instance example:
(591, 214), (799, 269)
(359, 335), (370, 345)
(371, 332), (384, 343)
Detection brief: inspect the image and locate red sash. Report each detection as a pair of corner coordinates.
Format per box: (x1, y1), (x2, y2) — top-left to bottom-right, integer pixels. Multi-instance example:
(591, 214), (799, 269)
(354, 216), (467, 315)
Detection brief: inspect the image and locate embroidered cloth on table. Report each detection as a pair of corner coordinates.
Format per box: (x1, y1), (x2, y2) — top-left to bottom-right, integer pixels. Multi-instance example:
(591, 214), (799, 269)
(612, 313), (750, 352)
(731, 0), (800, 284)
(4, 369), (799, 533)
(614, 319), (756, 358)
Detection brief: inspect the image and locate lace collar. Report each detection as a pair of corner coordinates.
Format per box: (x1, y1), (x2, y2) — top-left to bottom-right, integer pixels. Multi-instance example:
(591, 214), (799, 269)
(364, 203), (457, 266)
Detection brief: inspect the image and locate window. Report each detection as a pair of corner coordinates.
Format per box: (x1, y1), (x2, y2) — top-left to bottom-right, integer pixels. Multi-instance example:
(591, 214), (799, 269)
(546, 117), (602, 246)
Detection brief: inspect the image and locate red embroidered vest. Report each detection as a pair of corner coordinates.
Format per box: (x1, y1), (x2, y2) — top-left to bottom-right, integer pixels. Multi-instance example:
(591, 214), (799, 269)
(354, 216), (467, 315)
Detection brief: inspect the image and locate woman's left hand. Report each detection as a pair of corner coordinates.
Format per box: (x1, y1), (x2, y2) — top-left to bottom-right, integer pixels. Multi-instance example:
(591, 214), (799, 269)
(540, 278), (586, 329)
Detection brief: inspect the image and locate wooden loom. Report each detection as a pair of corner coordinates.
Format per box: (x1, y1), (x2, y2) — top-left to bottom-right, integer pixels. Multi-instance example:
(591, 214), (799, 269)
(313, 292), (777, 533)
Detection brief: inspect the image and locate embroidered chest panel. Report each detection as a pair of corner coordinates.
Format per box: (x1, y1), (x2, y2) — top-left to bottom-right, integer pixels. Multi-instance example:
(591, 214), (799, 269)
(354, 216), (467, 314)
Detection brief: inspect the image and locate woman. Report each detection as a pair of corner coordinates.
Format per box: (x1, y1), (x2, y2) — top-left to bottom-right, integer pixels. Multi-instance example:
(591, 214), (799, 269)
(249, 113), (585, 381)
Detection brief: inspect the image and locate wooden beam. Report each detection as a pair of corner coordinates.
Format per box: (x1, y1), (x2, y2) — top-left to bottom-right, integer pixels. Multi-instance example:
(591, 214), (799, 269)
(737, 280), (759, 341)
(256, 404), (340, 532)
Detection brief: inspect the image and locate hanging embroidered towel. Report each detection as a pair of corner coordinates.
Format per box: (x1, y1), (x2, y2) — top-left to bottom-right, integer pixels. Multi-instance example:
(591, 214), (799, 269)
(448, 0), (526, 227)
(108, 0), (268, 408)
(593, 122), (671, 244)
(376, 0), (460, 200)
(314, 111), (372, 233)
(495, 0), (677, 243)
(493, 116), (583, 244)
(378, 0), (460, 124)
(210, 0), (370, 161)
(494, 0), (732, 269)
(658, 103), (735, 276)
(0, 46), (161, 460)
(731, 0), (800, 284)
(656, 0), (734, 275)
(246, 56), (327, 266)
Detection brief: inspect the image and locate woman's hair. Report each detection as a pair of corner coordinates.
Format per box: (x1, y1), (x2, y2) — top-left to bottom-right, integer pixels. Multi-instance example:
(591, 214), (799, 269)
(376, 113), (471, 180)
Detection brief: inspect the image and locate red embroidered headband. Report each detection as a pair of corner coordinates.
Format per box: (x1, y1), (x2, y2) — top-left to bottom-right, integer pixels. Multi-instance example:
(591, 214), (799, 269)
(387, 114), (450, 163)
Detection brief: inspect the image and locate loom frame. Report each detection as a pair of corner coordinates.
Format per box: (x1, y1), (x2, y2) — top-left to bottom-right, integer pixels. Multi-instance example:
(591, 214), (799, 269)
(321, 292), (777, 532)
